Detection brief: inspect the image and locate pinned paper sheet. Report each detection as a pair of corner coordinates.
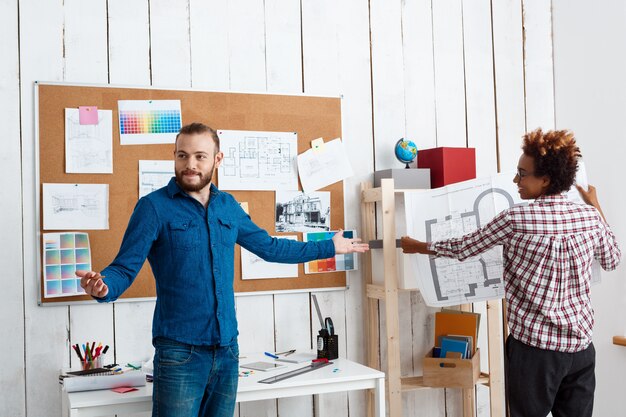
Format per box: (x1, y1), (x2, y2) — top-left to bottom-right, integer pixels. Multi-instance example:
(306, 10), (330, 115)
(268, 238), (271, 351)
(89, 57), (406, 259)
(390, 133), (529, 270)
(297, 138), (354, 194)
(42, 183), (109, 230)
(79, 106), (99, 125)
(42, 232), (90, 298)
(239, 202), (249, 214)
(65, 108), (113, 174)
(241, 235), (299, 279)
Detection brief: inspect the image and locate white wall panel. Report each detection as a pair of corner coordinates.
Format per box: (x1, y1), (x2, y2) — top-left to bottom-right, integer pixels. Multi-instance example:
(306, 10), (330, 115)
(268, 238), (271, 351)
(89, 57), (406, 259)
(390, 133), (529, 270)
(0, 0), (25, 414)
(63, 0), (109, 83)
(275, 293), (314, 417)
(227, 0), (266, 91)
(402, 0), (438, 150)
(462, 0), (497, 177)
(150, 0), (191, 88)
(189, 0), (229, 91)
(302, 0), (340, 96)
(522, 0), (555, 130)
(432, 0), (467, 147)
(492, 0), (526, 173)
(265, 0), (302, 93)
(19, 0), (68, 415)
(370, 0), (406, 170)
(237, 294), (277, 417)
(108, 0), (151, 86)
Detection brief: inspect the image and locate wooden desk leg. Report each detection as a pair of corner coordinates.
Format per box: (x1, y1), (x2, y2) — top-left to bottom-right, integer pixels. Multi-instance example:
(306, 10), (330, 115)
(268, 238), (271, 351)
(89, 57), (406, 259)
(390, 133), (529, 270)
(375, 377), (385, 417)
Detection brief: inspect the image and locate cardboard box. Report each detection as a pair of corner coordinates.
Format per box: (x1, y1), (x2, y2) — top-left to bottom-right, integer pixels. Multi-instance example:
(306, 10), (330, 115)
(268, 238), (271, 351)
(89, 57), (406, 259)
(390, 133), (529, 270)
(422, 348), (480, 389)
(374, 168), (431, 189)
(417, 147), (476, 188)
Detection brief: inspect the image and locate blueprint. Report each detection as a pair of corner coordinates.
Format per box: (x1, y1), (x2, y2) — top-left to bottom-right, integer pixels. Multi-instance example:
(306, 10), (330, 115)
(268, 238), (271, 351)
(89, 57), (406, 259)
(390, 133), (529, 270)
(404, 174), (524, 306)
(42, 183), (109, 230)
(216, 130), (298, 191)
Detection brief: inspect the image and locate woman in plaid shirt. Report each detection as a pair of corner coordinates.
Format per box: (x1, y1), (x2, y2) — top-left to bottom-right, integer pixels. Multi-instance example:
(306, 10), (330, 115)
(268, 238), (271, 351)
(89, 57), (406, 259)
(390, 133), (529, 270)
(402, 129), (621, 417)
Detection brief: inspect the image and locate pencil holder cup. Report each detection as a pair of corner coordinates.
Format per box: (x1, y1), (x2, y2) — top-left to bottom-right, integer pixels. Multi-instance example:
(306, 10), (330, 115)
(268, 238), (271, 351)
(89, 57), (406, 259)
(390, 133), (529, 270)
(82, 355), (103, 370)
(317, 334), (339, 360)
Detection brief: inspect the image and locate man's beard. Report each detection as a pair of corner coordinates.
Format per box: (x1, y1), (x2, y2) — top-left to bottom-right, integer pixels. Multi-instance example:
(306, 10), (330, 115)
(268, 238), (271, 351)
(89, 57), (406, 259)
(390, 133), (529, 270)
(175, 169), (213, 192)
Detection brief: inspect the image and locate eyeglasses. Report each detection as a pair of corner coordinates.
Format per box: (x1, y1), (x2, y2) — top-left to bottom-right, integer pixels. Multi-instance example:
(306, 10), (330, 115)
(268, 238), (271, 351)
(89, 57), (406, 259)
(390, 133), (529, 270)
(515, 169), (535, 179)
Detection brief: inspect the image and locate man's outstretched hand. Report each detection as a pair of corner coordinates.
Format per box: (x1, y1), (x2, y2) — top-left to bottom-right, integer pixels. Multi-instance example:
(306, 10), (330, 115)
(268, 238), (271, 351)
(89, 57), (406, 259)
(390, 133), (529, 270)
(332, 229), (370, 254)
(76, 270), (109, 298)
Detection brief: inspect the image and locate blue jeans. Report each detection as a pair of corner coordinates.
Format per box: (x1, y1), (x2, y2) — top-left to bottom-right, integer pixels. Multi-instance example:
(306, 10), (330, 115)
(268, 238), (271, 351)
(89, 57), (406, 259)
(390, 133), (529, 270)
(152, 337), (239, 417)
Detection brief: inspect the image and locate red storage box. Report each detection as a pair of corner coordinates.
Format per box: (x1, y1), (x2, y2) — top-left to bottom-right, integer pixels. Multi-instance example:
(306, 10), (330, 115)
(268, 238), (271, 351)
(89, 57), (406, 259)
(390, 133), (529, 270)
(417, 147), (476, 188)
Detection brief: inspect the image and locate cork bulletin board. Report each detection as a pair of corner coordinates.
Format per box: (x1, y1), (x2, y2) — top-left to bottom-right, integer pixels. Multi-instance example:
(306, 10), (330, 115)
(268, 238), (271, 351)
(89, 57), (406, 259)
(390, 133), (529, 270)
(36, 82), (345, 304)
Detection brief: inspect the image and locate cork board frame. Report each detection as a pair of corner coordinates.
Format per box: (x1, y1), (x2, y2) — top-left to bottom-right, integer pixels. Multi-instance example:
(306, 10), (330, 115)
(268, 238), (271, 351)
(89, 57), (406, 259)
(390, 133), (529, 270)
(36, 82), (345, 304)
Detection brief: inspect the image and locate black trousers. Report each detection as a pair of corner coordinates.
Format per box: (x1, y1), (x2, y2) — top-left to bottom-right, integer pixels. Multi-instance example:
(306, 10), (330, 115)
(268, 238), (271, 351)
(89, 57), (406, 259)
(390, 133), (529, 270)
(505, 336), (595, 417)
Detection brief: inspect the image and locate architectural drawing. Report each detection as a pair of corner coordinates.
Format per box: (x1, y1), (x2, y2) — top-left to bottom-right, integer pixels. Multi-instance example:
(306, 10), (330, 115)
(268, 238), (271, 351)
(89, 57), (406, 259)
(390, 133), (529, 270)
(42, 183), (109, 230)
(404, 174), (524, 306)
(64, 108), (113, 173)
(217, 130), (298, 190)
(424, 188), (515, 304)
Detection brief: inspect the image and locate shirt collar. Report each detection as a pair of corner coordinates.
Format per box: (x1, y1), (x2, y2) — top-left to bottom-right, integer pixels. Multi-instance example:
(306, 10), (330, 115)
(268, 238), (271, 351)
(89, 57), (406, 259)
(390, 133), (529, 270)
(535, 193), (566, 203)
(166, 177), (220, 199)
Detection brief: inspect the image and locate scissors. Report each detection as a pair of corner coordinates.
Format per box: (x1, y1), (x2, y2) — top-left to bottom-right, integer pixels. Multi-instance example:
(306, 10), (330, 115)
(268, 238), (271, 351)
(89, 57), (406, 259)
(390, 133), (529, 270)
(324, 317), (334, 336)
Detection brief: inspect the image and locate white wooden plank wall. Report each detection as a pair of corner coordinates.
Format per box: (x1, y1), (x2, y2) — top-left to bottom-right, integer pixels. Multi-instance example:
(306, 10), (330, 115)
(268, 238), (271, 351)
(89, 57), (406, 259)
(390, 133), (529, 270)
(4, 0), (557, 416)
(0, 0), (25, 415)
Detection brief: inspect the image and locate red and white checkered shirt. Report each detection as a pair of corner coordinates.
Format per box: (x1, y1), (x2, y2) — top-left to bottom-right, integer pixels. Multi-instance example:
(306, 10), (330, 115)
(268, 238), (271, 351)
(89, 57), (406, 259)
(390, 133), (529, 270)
(429, 194), (621, 352)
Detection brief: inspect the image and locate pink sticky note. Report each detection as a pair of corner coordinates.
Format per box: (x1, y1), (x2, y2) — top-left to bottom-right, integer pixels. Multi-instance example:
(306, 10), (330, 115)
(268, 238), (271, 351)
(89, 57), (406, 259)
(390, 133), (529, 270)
(111, 386), (138, 394)
(79, 106), (99, 125)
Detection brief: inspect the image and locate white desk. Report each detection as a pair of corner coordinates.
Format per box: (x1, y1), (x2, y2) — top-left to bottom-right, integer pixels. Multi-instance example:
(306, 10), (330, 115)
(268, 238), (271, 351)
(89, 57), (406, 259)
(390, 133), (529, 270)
(62, 357), (385, 417)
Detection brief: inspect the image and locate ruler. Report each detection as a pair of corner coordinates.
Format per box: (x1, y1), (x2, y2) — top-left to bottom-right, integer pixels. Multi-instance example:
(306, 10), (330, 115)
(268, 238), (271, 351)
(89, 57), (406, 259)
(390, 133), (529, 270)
(258, 361), (333, 384)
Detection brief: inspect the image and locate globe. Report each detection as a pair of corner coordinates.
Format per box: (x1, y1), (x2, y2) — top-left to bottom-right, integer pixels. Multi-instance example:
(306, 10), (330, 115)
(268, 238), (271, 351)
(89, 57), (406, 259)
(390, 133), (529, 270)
(394, 138), (418, 168)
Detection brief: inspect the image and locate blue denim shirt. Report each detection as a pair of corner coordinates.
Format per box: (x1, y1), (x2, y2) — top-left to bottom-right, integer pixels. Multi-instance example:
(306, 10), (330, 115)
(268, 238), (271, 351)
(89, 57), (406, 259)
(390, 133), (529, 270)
(99, 178), (335, 346)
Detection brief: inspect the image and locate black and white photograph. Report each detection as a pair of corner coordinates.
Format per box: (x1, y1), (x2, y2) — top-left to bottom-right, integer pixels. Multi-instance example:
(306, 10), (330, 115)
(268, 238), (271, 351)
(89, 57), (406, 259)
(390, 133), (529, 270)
(275, 191), (330, 233)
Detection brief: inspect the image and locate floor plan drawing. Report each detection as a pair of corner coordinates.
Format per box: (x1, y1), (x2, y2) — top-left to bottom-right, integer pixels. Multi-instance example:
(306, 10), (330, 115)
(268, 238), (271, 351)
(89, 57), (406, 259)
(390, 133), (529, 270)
(404, 174), (523, 306)
(423, 188), (515, 304)
(217, 130), (298, 191)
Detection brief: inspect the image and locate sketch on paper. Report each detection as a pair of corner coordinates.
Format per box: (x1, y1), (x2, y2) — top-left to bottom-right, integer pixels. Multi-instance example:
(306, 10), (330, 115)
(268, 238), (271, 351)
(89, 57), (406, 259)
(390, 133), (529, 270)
(275, 190), (330, 233)
(139, 160), (174, 198)
(42, 183), (109, 230)
(42, 232), (91, 298)
(241, 235), (299, 280)
(65, 108), (113, 174)
(296, 138), (353, 193)
(216, 130), (298, 191)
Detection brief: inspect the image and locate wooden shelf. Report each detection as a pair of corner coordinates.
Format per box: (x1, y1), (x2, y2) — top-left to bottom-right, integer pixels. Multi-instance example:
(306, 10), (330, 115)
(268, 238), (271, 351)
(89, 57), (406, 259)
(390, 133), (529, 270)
(613, 336), (626, 346)
(400, 373), (491, 393)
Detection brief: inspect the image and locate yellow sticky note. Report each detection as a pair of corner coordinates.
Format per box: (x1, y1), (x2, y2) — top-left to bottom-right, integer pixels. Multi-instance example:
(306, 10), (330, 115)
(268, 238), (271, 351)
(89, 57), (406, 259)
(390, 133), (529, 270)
(311, 138), (325, 153)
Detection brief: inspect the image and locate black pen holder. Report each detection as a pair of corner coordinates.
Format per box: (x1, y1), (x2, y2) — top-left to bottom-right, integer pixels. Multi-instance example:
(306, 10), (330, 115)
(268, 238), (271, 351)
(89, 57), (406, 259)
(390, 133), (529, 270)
(317, 334), (339, 360)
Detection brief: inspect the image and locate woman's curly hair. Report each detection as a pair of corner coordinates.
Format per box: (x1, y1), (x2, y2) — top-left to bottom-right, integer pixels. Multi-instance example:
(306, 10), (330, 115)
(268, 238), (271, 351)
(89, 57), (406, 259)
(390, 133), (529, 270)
(521, 128), (581, 195)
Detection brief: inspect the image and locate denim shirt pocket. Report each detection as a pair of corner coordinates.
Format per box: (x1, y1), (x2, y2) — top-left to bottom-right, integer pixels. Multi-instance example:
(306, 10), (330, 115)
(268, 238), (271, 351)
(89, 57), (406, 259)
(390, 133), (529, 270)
(218, 217), (237, 246)
(168, 220), (200, 250)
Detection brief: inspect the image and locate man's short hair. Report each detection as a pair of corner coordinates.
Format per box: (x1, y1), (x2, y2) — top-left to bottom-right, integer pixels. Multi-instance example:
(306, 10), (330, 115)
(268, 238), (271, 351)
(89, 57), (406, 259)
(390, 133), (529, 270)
(175, 123), (220, 152)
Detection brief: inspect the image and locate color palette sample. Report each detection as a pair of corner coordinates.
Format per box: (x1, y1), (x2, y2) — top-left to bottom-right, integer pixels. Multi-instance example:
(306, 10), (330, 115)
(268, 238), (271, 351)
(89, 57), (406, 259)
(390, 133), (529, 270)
(119, 110), (181, 135)
(303, 230), (357, 274)
(118, 100), (182, 145)
(43, 232), (91, 297)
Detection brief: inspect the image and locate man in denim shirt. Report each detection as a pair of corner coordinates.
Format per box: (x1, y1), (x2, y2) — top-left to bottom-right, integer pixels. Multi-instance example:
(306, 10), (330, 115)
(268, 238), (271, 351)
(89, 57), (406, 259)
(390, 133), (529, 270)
(77, 123), (369, 417)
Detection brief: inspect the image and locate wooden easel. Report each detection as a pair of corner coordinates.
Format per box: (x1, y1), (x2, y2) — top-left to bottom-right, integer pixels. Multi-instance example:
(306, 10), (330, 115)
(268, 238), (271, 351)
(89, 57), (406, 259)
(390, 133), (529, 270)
(360, 178), (506, 417)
